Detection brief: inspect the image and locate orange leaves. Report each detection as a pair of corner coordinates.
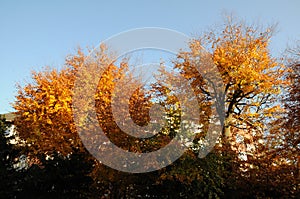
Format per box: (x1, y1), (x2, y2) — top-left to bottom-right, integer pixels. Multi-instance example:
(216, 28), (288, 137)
(211, 32), (277, 93)
(13, 46), (157, 157)
(173, 21), (288, 151)
(13, 52), (85, 155)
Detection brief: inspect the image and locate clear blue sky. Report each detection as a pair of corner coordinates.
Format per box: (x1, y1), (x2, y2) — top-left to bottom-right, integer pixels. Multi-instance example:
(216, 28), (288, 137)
(0, 0), (299, 114)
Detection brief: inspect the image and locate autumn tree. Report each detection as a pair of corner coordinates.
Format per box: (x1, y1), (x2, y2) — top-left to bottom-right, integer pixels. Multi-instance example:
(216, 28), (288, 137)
(13, 45), (176, 197)
(12, 18), (297, 197)
(266, 45), (300, 197)
(179, 21), (286, 141)
(269, 45), (300, 161)
(13, 46), (144, 155)
(284, 45), (300, 196)
(151, 19), (290, 197)
(282, 46), (300, 154)
(14, 64), (79, 155)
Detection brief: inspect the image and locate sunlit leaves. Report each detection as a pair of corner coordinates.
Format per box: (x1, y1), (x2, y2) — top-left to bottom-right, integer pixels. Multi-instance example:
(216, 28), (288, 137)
(176, 21), (288, 143)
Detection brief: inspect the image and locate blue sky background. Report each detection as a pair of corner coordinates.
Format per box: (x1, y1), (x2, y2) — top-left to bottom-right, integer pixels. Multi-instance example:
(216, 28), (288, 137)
(0, 0), (299, 114)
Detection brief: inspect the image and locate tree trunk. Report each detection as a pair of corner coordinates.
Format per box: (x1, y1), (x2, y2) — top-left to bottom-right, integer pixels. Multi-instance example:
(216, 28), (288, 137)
(224, 113), (233, 141)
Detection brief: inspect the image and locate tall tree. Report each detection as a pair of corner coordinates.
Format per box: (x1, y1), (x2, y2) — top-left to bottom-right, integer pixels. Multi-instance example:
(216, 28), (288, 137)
(174, 20), (287, 143)
(267, 45), (300, 197)
(153, 19), (290, 197)
(283, 47), (300, 152)
(13, 46), (168, 197)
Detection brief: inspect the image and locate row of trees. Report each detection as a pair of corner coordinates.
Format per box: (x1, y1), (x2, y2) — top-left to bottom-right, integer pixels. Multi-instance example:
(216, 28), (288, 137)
(1, 18), (299, 198)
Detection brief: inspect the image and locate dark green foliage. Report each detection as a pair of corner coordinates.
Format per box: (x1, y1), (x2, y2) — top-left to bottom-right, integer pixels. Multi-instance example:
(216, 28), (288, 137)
(0, 115), (20, 198)
(1, 116), (95, 198)
(13, 152), (94, 198)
